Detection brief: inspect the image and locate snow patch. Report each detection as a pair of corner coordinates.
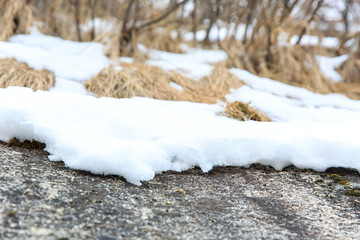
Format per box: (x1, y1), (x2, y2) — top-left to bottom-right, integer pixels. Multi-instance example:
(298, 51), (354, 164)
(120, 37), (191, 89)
(316, 55), (348, 83)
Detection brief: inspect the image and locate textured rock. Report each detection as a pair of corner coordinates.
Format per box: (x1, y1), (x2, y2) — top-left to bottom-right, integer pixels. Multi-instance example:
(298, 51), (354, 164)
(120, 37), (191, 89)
(0, 145), (360, 240)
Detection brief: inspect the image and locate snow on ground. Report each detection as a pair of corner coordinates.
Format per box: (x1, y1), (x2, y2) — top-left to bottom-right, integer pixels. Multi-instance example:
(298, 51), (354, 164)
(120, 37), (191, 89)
(1, 87), (360, 185)
(316, 55), (348, 83)
(228, 68), (360, 122)
(0, 28), (108, 90)
(1, 31), (360, 185)
(147, 48), (227, 80)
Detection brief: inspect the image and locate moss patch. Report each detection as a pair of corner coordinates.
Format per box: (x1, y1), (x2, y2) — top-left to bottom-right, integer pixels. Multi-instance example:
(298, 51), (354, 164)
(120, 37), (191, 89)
(345, 188), (360, 197)
(330, 174), (342, 183)
(7, 209), (17, 217)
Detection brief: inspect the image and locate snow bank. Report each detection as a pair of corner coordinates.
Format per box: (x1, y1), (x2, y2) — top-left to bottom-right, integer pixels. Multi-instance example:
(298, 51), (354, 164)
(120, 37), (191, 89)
(1, 87), (360, 185)
(147, 48), (227, 80)
(0, 29), (108, 82)
(1, 31), (360, 185)
(228, 68), (360, 122)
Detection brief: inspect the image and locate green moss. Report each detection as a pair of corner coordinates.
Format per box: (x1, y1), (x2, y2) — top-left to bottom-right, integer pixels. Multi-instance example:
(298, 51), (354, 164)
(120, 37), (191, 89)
(315, 179), (324, 183)
(7, 210), (16, 217)
(338, 180), (350, 186)
(345, 189), (360, 197)
(330, 174), (342, 183)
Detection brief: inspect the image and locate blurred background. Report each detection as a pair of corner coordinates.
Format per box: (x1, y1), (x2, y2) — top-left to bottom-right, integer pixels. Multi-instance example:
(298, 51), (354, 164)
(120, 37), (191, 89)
(1, 0), (360, 98)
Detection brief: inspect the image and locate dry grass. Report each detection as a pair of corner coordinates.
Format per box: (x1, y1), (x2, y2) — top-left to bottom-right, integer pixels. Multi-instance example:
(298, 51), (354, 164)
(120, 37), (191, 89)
(266, 45), (338, 94)
(0, 58), (55, 91)
(84, 62), (272, 121)
(137, 27), (184, 54)
(339, 53), (360, 84)
(222, 39), (338, 95)
(84, 63), (186, 100)
(225, 101), (270, 122)
(0, 0), (33, 41)
(200, 62), (244, 101)
(84, 61), (243, 104)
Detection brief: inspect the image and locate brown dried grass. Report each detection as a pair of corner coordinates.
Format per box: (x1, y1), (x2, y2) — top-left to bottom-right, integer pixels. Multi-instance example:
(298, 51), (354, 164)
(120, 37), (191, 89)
(0, 58), (55, 91)
(200, 62), (244, 101)
(338, 53), (360, 85)
(84, 61), (243, 104)
(0, 0), (33, 41)
(222, 40), (338, 95)
(137, 27), (184, 54)
(225, 101), (270, 122)
(84, 63), (191, 101)
(2, 137), (46, 150)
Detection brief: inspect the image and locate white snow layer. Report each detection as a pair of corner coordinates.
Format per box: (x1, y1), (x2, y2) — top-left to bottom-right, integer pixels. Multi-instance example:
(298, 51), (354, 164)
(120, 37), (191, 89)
(1, 85), (360, 185)
(1, 31), (360, 185)
(316, 55), (348, 83)
(147, 48), (227, 80)
(0, 29), (108, 83)
(228, 68), (360, 122)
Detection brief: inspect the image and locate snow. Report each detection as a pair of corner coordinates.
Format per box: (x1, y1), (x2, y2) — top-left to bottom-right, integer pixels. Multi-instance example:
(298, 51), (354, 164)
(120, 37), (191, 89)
(182, 23), (252, 42)
(1, 87), (360, 185)
(1, 30), (360, 185)
(316, 55), (348, 83)
(147, 48), (227, 80)
(81, 18), (117, 35)
(290, 35), (340, 48)
(0, 28), (108, 83)
(228, 68), (360, 122)
(50, 77), (88, 95)
(169, 82), (184, 91)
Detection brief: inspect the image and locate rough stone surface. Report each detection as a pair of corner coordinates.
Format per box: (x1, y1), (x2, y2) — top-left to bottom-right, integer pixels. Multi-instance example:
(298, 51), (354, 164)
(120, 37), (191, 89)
(1, 145), (360, 240)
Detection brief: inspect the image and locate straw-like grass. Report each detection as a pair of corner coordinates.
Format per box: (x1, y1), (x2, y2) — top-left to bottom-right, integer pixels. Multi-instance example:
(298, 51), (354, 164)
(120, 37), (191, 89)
(84, 64), (185, 100)
(0, 58), (56, 91)
(339, 53), (360, 84)
(225, 101), (271, 122)
(222, 40), (338, 95)
(84, 61), (243, 104)
(200, 62), (244, 101)
(84, 62), (271, 121)
(0, 0), (33, 41)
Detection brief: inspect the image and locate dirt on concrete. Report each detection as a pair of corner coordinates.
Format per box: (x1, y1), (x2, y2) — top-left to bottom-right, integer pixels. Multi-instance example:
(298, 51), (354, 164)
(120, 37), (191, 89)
(1, 145), (360, 240)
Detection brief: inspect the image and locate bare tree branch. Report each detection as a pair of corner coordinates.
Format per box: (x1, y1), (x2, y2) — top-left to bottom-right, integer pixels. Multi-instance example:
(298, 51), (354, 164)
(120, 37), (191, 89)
(296, 0), (323, 45)
(135, 0), (190, 31)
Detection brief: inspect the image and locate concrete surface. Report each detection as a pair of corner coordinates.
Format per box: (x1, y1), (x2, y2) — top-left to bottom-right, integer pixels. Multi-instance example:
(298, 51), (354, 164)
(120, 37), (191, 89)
(1, 145), (360, 239)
